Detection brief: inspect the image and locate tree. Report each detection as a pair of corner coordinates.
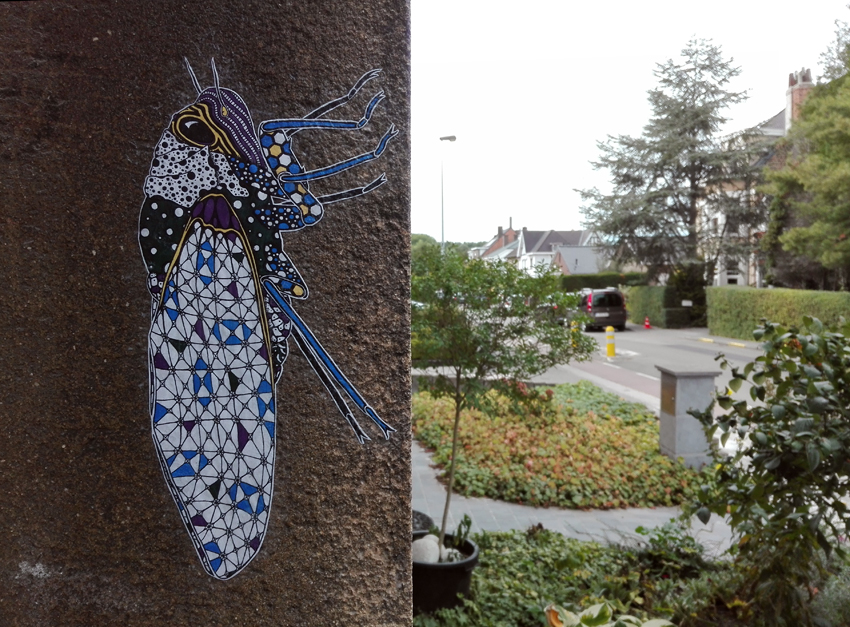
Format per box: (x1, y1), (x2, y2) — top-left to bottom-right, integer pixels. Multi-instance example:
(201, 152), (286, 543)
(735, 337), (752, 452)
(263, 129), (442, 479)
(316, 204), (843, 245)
(578, 39), (767, 281)
(762, 72), (850, 288)
(820, 4), (850, 82)
(411, 248), (595, 546)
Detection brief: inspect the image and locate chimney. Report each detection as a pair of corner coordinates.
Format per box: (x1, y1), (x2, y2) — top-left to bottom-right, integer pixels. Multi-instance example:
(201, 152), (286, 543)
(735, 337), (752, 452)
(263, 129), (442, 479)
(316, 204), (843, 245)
(509, 217), (513, 230)
(786, 68), (814, 132)
(497, 226), (503, 238)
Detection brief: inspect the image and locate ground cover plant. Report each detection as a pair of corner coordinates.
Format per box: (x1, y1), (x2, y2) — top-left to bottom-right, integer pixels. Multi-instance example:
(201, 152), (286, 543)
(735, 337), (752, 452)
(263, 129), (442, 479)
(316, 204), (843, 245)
(413, 524), (850, 627)
(412, 524), (738, 627)
(413, 381), (697, 509)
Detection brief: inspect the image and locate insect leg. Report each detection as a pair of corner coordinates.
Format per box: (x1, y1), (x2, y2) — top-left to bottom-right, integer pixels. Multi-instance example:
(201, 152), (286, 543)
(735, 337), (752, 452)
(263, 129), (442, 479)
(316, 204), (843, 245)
(287, 324), (370, 444)
(317, 174), (387, 205)
(278, 125), (398, 183)
(263, 280), (395, 440)
(261, 91), (384, 134)
(304, 69), (382, 120)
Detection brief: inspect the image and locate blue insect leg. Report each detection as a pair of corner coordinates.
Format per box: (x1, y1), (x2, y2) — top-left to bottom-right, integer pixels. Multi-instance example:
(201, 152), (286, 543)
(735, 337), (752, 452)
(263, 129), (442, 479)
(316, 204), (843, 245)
(263, 280), (395, 440)
(261, 91), (384, 133)
(278, 125), (398, 183)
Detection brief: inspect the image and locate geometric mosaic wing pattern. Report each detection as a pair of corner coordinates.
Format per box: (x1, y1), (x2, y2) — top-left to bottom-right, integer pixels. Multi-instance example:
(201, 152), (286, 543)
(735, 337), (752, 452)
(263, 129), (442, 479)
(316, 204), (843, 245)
(149, 217), (274, 580)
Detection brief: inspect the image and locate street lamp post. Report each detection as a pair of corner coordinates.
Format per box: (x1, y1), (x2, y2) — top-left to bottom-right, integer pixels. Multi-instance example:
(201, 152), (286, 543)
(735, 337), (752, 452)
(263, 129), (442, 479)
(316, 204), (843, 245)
(439, 135), (456, 254)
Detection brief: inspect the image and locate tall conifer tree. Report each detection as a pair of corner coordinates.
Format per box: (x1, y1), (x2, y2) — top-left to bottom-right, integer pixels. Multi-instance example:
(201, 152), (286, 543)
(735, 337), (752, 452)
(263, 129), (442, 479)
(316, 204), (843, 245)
(579, 39), (766, 280)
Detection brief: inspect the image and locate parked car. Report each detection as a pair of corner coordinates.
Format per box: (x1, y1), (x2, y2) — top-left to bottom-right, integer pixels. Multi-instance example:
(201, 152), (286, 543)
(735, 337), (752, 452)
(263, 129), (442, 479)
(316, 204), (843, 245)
(579, 288), (628, 331)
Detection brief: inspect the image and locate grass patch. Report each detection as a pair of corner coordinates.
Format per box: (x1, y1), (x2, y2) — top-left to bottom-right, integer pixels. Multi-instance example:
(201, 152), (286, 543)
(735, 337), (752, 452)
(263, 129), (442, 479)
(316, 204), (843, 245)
(412, 381), (697, 509)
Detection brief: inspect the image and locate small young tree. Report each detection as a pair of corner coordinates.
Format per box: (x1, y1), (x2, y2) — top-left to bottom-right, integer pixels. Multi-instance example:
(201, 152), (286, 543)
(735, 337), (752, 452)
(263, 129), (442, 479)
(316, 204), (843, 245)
(412, 248), (596, 548)
(691, 317), (850, 625)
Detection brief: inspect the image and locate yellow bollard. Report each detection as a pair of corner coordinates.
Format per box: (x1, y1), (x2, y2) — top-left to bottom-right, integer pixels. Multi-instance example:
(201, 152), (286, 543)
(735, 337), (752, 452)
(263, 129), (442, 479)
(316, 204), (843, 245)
(606, 326), (616, 357)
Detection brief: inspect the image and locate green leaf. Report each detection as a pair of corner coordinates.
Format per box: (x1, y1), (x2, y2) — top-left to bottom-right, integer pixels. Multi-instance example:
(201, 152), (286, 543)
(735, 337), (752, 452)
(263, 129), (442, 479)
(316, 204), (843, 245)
(807, 444), (821, 471)
(772, 405), (786, 420)
(696, 506), (711, 524)
(728, 377), (742, 393)
(579, 603), (613, 626)
(764, 456), (781, 470)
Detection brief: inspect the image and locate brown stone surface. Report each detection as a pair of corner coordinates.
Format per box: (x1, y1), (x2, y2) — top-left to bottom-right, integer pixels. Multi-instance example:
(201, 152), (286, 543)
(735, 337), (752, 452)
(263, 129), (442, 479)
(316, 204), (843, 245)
(0, 2), (411, 625)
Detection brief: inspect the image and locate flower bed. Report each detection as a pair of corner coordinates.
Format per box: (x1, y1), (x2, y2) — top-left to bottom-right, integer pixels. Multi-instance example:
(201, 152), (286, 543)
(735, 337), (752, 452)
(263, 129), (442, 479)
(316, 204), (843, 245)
(412, 381), (697, 509)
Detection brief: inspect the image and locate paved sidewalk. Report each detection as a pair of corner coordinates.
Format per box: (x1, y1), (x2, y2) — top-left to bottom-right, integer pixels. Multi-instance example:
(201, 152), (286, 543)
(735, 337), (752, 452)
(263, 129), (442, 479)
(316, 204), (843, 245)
(413, 441), (733, 555)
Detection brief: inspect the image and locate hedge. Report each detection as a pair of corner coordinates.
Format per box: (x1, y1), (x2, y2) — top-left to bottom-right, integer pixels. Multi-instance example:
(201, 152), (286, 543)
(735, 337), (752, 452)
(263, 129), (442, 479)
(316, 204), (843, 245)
(707, 286), (850, 340)
(561, 272), (646, 292)
(624, 286), (670, 327)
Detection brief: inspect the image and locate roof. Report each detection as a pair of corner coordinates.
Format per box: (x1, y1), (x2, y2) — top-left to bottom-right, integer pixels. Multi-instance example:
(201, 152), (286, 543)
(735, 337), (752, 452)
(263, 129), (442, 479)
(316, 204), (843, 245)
(759, 109), (786, 138)
(553, 245), (601, 275)
(521, 230), (587, 254)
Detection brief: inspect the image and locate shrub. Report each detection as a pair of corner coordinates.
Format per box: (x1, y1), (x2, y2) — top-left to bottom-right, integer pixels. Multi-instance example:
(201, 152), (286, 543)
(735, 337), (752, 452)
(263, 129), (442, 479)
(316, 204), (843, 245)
(691, 317), (850, 625)
(623, 286), (672, 327)
(706, 286), (850, 340)
(413, 383), (698, 509)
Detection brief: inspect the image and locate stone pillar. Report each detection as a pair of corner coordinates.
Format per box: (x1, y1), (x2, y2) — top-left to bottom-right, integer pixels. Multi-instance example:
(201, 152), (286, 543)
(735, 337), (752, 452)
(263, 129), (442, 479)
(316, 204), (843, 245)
(656, 367), (720, 469)
(0, 2), (410, 625)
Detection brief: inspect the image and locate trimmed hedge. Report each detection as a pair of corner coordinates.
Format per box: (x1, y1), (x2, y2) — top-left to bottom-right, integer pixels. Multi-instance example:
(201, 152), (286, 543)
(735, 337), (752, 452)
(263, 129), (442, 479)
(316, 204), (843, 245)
(624, 286), (672, 327)
(561, 272), (646, 292)
(707, 286), (850, 340)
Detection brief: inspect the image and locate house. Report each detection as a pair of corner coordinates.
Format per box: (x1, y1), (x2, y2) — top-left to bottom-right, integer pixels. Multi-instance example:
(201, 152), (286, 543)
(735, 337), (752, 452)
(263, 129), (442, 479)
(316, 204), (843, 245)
(473, 222), (605, 276)
(552, 245), (601, 275)
(712, 68), (814, 288)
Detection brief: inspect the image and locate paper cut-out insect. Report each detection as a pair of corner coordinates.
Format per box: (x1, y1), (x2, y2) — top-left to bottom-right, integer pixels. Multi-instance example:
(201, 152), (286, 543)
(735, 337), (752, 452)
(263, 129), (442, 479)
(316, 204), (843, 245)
(139, 59), (396, 580)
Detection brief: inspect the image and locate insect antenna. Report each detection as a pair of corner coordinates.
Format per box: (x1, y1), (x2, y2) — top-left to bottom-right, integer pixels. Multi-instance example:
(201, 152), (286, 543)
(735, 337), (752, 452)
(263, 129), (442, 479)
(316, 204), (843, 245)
(184, 57), (202, 95)
(211, 58), (227, 115)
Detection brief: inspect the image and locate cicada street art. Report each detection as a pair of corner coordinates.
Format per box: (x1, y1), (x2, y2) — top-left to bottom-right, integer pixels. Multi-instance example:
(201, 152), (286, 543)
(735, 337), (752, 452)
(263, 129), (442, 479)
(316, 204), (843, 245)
(138, 59), (396, 580)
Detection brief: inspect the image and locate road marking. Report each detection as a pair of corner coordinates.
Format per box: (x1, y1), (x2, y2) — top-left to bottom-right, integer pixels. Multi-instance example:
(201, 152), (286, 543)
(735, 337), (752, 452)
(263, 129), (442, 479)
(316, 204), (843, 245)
(602, 362), (622, 369)
(635, 372), (660, 381)
(728, 342), (747, 348)
(699, 338), (715, 343)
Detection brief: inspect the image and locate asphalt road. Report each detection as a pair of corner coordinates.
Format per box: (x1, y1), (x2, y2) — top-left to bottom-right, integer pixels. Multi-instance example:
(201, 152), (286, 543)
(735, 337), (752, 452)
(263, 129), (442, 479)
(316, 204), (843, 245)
(531, 323), (764, 412)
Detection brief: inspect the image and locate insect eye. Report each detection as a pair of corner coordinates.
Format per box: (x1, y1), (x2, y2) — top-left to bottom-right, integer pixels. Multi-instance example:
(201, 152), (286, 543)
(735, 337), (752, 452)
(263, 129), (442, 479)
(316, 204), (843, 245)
(177, 117), (216, 145)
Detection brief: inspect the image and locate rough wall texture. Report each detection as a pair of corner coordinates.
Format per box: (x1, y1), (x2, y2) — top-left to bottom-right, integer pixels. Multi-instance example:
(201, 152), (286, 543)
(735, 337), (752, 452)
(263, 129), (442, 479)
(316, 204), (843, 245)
(0, 2), (411, 625)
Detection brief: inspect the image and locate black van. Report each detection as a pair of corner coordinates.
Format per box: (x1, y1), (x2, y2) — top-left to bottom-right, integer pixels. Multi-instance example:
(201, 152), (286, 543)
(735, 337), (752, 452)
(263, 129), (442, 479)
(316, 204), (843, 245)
(580, 288), (628, 331)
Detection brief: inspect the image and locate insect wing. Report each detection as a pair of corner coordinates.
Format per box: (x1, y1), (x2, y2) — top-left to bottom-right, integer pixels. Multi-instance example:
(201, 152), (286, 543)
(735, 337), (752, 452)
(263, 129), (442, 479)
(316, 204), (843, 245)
(148, 212), (276, 580)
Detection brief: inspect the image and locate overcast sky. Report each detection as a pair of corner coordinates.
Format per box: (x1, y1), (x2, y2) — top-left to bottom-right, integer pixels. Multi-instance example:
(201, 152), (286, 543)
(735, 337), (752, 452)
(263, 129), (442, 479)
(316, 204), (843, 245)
(410, 0), (849, 244)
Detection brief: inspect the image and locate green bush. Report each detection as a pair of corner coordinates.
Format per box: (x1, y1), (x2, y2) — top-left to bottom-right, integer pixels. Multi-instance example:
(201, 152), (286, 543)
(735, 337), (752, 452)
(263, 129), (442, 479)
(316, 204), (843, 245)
(623, 286), (672, 327)
(561, 272), (647, 292)
(692, 317), (850, 625)
(706, 286), (850, 340)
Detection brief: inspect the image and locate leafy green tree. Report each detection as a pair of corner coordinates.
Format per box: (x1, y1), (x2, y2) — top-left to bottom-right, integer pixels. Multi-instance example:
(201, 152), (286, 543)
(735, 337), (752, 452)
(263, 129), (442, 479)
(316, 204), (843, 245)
(763, 73), (850, 287)
(692, 318), (850, 625)
(412, 248), (596, 546)
(579, 39), (766, 281)
(820, 4), (850, 82)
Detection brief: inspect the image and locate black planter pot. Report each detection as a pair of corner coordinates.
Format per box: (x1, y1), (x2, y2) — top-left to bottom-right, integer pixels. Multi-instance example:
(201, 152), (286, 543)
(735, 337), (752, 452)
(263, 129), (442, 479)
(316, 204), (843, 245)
(412, 510), (434, 532)
(412, 530), (479, 615)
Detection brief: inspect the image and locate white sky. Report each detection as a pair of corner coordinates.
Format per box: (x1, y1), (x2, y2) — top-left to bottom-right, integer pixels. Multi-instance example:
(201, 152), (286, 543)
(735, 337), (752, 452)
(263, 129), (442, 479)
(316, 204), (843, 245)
(411, 0), (849, 244)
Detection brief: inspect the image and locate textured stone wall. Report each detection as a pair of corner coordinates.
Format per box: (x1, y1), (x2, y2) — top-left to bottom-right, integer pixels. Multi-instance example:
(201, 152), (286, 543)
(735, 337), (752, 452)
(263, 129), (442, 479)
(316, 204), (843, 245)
(0, 2), (410, 625)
